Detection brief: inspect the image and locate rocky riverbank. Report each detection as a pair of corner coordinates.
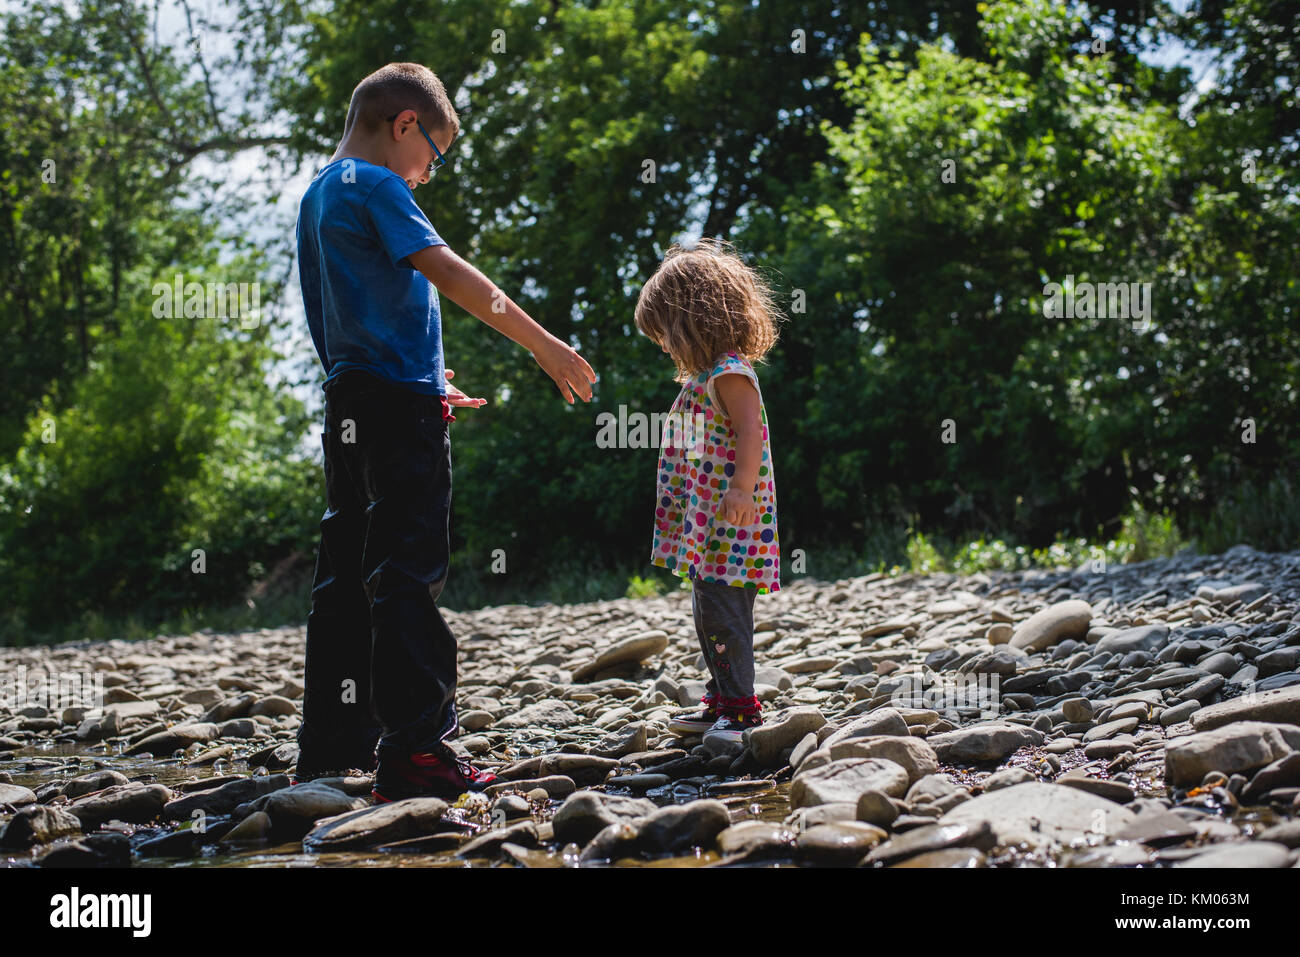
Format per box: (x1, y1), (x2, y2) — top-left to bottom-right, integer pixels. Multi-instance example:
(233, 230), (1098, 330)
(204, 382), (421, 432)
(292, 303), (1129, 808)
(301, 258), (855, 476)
(3, 544), (1300, 868)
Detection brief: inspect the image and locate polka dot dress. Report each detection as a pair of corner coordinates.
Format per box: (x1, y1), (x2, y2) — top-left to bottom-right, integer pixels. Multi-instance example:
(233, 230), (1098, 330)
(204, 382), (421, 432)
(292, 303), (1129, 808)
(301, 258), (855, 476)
(650, 352), (780, 593)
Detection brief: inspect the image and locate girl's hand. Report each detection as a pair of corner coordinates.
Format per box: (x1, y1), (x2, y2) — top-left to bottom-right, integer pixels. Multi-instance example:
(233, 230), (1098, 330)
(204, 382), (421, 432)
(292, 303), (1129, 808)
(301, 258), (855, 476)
(719, 487), (758, 526)
(444, 369), (487, 409)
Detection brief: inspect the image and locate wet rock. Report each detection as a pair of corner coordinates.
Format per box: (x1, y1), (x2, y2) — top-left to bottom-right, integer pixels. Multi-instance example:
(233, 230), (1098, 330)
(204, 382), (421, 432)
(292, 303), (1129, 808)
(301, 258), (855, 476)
(220, 811), (273, 844)
(164, 773), (291, 819)
(0, 805), (82, 848)
(303, 797), (450, 851)
(714, 821), (796, 861)
(35, 832), (131, 868)
(795, 821), (886, 865)
(587, 721), (648, 758)
(1173, 841), (1292, 867)
(458, 820), (543, 859)
(888, 847), (987, 867)
(124, 722), (220, 756)
(864, 820), (997, 866)
(551, 790), (657, 846)
(66, 783), (172, 829)
(637, 799), (731, 854)
(236, 781), (366, 836)
(483, 775), (576, 800)
(0, 782), (37, 808)
(1165, 721), (1300, 787)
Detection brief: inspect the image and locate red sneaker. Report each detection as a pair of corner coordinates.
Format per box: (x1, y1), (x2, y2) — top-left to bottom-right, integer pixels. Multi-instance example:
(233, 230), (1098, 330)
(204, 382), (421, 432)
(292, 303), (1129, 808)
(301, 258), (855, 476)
(371, 744), (497, 803)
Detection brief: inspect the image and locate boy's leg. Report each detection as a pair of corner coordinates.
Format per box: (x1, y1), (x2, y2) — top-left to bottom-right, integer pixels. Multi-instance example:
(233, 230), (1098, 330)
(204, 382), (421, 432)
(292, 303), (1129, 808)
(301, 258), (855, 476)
(296, 389), (384, 775)
(691, 578), (759, 718)
(346, 379), (459, 763)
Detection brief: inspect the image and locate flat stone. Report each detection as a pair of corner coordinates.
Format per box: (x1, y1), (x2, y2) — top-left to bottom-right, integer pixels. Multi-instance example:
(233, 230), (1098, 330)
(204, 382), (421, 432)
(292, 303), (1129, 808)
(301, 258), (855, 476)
(1095, 625), (1169, 655)
(864, 820), (996, 866)
(0, 783), (38, 808)
(888, 847), (987, 868)
(1057, 770), (1135, 803)
(571, 631), (670, 682)
(1165, 721), (1300, 787)
(927, 723), (1044, 764)
(715, 821), (796, 860)
(637, 799), (731, 854)
(0, 805), (82, 848)
(825, 735), (938, 784)
(124, 722), (220, 756)
(1082, 717), (1140, 743)
(790, 757), (910, 808)
(66, 783), (172, 829)
(1190, 685), (1300, 731)
(1174, 841), (1292, 868)
(1113, 810), (1197, 847)
(938, 782), (1137, 850)
(494, 701), (582, 730)
(820, 708), (911, 750)
(303, 797), (450, 851)
(795, 821), (886, 865)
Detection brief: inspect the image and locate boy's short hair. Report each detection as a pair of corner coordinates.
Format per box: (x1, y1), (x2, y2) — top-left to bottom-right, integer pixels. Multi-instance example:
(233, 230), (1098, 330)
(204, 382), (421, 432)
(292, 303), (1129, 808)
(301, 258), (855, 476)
(344, 62), (460, 138)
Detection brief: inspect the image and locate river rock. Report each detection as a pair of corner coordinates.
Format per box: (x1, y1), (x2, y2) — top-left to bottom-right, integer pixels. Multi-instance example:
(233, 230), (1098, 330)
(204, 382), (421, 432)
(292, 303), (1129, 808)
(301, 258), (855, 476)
(495, 701), (582, 730)
(66, 783), (172, 829)
(1165, 721), (1300, 787)
(124, 722), (220, 756)
(1189, 685), (1300, 731)
(0, 782), (37, 808)
(938, 782), (1137, 849)
(746, 706), (827, 766)
(795, 821), (887, 865)
(864, 819), (997, 866)
(826, 735), (938, 784)
(303, 797), (450, 851)
(0, 804), (82, 848)
(790, 757), (910, 808)
(1173, 840), (1292, 867)
(927, 723), (1044, 763)
(571, 630), (670, 682)
(637, 799), (731, 854)
(1010, 600), (1093, 652)
(551, 790), (658, 846)
(164, 773), (290, 819)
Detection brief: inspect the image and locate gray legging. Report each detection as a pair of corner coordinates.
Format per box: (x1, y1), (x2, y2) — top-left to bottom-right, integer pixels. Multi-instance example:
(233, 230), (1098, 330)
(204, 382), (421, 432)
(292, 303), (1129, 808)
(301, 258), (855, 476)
(691, 577), (758, 704)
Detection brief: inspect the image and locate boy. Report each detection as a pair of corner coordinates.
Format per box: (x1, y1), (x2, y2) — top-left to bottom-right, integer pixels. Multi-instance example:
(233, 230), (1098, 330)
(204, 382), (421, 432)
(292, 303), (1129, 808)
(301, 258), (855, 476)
(293, 63), (595, 802)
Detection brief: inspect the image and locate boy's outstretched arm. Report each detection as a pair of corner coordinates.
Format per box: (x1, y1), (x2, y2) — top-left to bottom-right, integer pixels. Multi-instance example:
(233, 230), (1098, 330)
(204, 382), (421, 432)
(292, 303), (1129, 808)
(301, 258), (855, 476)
(408, 244), (596, 404)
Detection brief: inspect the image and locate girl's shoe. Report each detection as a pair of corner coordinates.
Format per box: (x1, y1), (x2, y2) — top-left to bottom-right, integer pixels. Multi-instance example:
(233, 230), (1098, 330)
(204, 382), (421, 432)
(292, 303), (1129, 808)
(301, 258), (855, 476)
(667, 704), (720, 735)
(702, 711), (764, 751)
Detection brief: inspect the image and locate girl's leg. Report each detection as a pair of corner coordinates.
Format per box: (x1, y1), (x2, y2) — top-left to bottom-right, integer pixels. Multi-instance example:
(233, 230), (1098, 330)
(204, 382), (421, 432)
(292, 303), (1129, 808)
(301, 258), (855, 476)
(691, 580), (723, 710)
(692, 578), (760, 720)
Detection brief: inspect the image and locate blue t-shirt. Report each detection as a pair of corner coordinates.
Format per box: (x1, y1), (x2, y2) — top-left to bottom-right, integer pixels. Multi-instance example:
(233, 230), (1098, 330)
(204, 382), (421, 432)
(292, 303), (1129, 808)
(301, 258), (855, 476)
(296, 157), (448, 395)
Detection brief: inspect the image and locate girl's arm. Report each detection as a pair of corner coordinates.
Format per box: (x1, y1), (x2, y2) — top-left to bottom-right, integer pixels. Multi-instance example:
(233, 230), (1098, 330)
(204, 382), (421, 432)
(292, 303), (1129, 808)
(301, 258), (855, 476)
(714, 373), (763, 526)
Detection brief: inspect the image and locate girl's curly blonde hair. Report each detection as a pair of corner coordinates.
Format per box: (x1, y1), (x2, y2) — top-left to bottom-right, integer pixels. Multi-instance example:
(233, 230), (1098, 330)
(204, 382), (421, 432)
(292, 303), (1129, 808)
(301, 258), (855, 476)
(634, 238), (783, 384)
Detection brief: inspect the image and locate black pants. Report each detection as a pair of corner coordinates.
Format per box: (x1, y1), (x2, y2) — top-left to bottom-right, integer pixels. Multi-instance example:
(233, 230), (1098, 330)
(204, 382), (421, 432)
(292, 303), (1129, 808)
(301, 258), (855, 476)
(296, 369), (459, 774)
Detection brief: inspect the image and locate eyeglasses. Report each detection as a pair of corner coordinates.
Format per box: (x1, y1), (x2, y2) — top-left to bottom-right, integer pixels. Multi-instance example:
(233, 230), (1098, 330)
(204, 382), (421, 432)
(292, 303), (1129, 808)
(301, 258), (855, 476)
(386, 111), (448, 178)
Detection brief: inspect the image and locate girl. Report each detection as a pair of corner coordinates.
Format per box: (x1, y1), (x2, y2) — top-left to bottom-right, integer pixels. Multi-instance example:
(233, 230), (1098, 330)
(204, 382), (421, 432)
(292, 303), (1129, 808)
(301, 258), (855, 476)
(634, 239), (783, 752)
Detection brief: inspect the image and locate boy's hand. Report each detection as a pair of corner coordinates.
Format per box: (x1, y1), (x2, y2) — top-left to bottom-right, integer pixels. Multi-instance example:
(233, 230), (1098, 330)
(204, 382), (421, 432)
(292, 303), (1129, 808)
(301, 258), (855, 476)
(533, 336), (596, 404)
(719, 487), (758, 526)
(444, 369), (487, 409)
